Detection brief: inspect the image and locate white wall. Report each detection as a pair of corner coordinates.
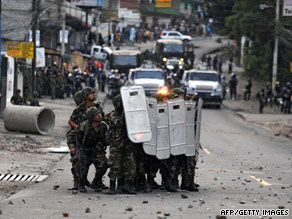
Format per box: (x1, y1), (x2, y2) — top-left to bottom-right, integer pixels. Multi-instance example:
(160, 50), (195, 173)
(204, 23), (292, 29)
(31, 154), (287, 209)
(1, 52), (15, 107)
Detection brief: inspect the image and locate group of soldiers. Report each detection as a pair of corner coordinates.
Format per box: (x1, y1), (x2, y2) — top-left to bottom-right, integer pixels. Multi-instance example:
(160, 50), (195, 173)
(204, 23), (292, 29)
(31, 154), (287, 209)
(66, 87), (200, 194)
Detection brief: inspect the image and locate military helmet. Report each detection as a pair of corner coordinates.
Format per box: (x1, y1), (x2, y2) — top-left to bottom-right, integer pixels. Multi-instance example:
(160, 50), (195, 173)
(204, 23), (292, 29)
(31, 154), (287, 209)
(171, 88), (184, 96)
(85, 107), (101, 121)
(73, 91), (83, 106)
(112, 94), (123, 110)
(33, 91), (38, 97)
(81, 87), (95, 100)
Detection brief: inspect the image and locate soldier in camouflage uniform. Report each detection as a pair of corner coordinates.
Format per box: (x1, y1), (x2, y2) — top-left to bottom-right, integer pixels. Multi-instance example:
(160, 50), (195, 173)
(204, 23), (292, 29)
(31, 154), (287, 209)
(67, 88), (105, 191)
(67, 107), (108, 193)
(36, 70), (43, 98)
(169, 88), (199, 192)
(48, 69), (57, 100)
(56, 73), (66, 99)
(30, 91), (40, 106)
(107, 95), (136, 195)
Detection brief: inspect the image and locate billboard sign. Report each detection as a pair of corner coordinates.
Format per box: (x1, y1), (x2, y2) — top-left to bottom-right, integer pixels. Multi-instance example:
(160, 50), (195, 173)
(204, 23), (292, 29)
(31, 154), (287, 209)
(36, 48), (46, 68)
(283, 0), (292, 16)
(7, 41), (34, 59)
(71, 0), (103, 7)
(156, 0), (171, 8)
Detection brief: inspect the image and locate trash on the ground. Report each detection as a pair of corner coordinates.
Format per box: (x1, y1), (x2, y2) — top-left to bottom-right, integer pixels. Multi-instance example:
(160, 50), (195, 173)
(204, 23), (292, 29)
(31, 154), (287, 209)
(278, 206), (285, 209)
(125, 207), (133, 211)
(188, 205), (194, 208)
(143, 200), (148, 204)
(164, 213), (170, 216)
(216, 215), (227, 219)
(8, 201), (13, 205)
(181, 194), (188, 199)
(53, 185), (60, 190)
(239, 201), (246, 204)
(85, 207), (91, 213)
(62, 213), (69, 217)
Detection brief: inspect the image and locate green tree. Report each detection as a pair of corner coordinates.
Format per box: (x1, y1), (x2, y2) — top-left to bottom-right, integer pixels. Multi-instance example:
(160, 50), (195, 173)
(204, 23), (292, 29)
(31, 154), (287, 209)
(225, 0), (292, 83)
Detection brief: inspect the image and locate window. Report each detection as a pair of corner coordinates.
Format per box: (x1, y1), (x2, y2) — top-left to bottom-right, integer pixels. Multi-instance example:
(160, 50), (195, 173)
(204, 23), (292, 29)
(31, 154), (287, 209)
(169, 33), (179, 36)
(189, 72), (219, 81)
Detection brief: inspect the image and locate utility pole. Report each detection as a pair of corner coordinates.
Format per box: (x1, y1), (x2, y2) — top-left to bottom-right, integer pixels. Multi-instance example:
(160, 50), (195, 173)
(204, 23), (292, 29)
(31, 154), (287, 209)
(272, 0), (280, 90)
(0, 0), (2, 100)
(61, 0), (66, 74)
(31, 0), (38, 92)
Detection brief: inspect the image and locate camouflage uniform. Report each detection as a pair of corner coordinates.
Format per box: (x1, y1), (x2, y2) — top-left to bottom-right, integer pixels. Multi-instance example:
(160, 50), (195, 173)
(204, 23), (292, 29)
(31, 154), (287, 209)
(30, 91), (40, 106)
(107, 95), (136, 194)
(48, 72), (56, 99)
(56, 73), (66, 99)
(67, 107), (108, 193)
(36, 71), (43, 98)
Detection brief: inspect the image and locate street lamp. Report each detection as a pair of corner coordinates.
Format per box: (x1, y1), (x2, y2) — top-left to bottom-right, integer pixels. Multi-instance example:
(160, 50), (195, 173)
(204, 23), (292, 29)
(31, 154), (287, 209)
(259, 0), (280, 90)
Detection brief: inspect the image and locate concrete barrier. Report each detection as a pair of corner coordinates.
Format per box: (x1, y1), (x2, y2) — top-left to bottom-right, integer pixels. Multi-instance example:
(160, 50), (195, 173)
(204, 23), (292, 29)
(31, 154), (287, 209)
(3, 106), (55, 135)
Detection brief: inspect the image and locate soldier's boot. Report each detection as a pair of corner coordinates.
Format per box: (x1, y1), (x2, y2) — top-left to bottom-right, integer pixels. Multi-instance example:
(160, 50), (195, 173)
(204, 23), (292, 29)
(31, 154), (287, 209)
(140, 175), (151, 193)
(123, 179), (137, 195)
(90, 175), (103, 192)
(188, 175), (199, 192)
(107, 180), (116, 195)
(148, 176), (159, 189)
(180, 176), (189, 190)
(71, 168), (78, 190)
(116, 178), (124, 194)
(78, 179), (87, 193)
(173, 177), (179, 189)
(165, 178), (177, 192)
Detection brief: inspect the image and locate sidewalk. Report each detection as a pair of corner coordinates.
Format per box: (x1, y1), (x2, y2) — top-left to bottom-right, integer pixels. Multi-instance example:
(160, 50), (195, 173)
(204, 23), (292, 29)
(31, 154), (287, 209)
(0, 89), (107, 201)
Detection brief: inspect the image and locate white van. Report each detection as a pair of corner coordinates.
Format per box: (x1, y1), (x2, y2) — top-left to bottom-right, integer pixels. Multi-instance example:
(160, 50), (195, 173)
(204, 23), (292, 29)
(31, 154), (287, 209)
(90, 45), (112, 60)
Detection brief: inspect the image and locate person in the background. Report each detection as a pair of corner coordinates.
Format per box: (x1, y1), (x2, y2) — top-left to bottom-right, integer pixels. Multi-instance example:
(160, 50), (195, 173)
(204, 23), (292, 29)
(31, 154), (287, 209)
(229, 73), (238, 100)
(10, 89), (24, 105)
(30, 91), (40, 107)
(258, 88), (265, 113)
(244, 79), (252, 101)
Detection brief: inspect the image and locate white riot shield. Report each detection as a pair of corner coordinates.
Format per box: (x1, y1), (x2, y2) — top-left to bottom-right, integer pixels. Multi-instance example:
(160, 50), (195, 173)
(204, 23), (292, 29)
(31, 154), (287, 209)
(143, 97), (157, 156)
(195, 98), (203, 155)
(156, 103), (170, 160)
(120, 86), (152, 143)
(185, 100), (196, 156)
(168, 99), (187, 156)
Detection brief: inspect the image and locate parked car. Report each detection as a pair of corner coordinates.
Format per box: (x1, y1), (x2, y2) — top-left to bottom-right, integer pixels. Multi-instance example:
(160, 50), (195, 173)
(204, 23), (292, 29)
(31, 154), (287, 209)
(160, 31), (192, 42)
(181, 69), (222, 108)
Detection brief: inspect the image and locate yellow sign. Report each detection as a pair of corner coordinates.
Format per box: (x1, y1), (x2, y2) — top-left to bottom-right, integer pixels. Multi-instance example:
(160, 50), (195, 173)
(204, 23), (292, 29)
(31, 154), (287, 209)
(7, 41), (22, 58)
(156, 0), (171, 8)
(7, 41), (34, 59)
(290, 62), (292, 72)
(21, 42), (34, 59)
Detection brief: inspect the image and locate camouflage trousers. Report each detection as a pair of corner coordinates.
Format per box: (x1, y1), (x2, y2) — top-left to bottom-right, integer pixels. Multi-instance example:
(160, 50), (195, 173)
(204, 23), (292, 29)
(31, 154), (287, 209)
(74, 147), (108, 183)
(108, 140), (136, 182)
(160, 155), (178, 181)
(50, 83), (56, 98)
(177, 155), (196, 178)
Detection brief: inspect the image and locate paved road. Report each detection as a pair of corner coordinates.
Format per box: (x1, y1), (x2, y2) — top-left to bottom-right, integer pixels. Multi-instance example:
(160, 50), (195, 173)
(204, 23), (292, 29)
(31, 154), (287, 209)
(1, 38), (291, 218)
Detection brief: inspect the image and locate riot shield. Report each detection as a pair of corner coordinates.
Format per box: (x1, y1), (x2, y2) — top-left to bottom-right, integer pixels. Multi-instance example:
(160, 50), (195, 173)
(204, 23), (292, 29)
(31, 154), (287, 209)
(168, 99), (187, 156)
(143, 97), (157, 156)
(120, 85), (152, 143)
(156, 103), (170, 160)
(185, 100), (196, 156)
(195, 98), (203, 156)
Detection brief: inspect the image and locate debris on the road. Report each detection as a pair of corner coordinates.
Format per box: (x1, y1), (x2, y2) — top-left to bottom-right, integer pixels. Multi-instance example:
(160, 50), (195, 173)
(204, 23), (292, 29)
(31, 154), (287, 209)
(125, 207), (133, 211)
(214, 177), (218, 181)
(239, 200), (246, 204)
(164, 213), (170, 216)
(8, 201), (13, 205)
(58, 200), (62, 203)
(245, 179), (251, 182)
(62, 213), (69, 217)
(53, 185), (60, 190)
(216, 215), (227, 219)
(10, 191), (15, 195)
(85, 207), (91, 213)
(0, 209), (2, 215)
(157, 211), (162, 214)
(278, 206), (285, 209)
(201, 159), (204, 163)
(188, 205), (194, 208)
(178, 207), (183, 211)
(253, 199), (257, 203)
(72, 190), (78, 194)
(206, 207), (210, 211)
(142, 200), (148, 204)
(181, 194), (188, 199)
(156, 194), (161, 197)
(199, 199), (205, 205)
(157, 214), (166, 219)
(232, 179), (236, 181)
(281, 186), (286, 189)
(278, 177), (282, 180)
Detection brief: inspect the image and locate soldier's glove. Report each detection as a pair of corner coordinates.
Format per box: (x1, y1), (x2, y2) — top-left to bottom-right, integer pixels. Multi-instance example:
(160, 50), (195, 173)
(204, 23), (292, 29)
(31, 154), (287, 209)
(70, 147), (76, 155)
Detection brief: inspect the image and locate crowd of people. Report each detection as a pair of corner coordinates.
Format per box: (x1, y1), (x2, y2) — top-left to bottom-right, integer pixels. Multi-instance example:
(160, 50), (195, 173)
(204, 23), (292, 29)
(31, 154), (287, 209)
(66, 87), (199, 194)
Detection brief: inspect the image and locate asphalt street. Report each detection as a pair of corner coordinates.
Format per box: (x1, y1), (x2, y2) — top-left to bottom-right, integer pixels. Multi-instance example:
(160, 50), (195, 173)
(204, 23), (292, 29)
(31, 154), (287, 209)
(0, 37), (291, 219)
